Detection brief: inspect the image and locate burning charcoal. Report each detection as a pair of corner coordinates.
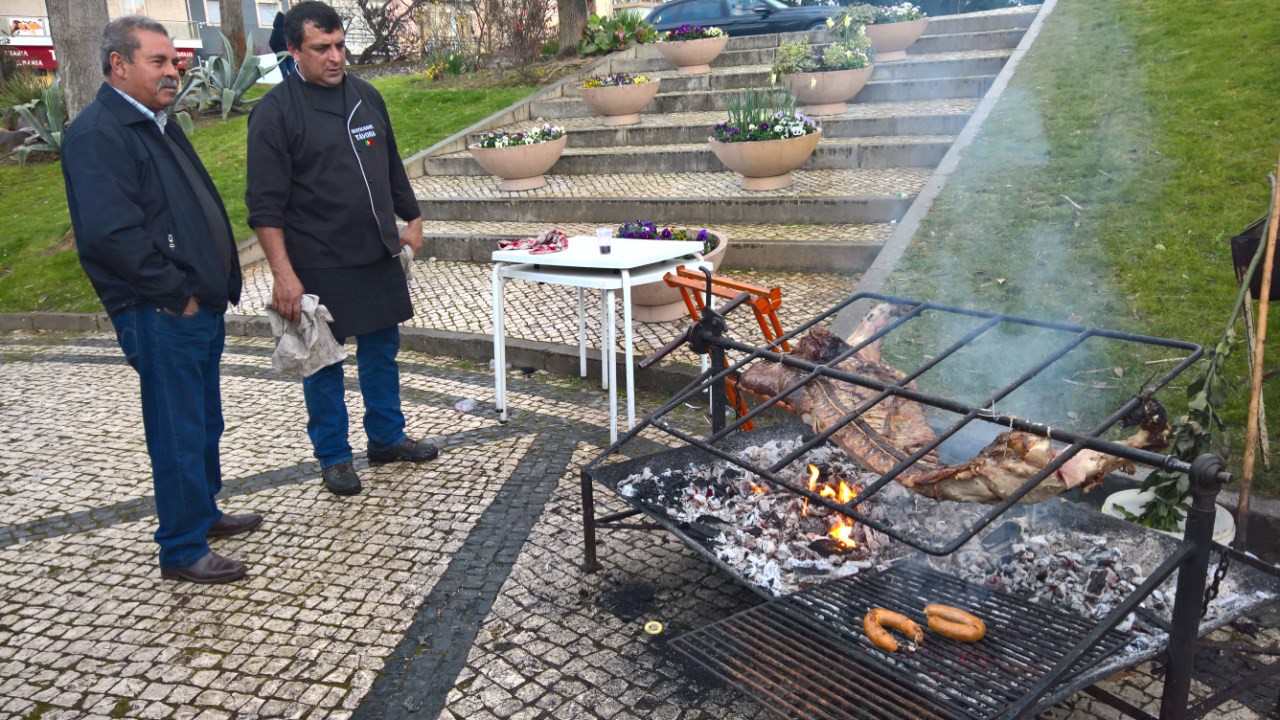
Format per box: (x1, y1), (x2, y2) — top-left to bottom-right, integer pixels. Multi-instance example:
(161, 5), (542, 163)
(808, 538), (850, 557)
(682, 521), (724, 544)
(1086, 568), (1109, 597)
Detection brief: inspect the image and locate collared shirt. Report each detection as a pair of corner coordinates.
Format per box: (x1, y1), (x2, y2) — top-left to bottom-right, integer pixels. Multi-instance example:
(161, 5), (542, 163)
(111, 86), (168, 134)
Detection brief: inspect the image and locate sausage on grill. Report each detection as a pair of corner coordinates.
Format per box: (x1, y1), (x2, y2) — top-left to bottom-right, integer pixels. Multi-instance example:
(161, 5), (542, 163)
(925, 604), (987, 642)
(863, 608), (923, 652)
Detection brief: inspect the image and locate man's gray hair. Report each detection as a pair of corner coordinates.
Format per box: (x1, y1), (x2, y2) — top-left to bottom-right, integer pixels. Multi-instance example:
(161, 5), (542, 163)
(100, 15), (169, 75)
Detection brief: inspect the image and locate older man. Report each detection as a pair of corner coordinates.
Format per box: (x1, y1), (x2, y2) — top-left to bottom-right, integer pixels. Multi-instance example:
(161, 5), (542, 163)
(246, 1), (437, 497)
(61, 16), (259, 583)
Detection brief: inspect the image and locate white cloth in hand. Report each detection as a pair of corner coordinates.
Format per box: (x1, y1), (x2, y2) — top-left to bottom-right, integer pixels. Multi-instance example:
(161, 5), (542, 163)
(267, 294), (347, 377)
(400, 245), (416, 284)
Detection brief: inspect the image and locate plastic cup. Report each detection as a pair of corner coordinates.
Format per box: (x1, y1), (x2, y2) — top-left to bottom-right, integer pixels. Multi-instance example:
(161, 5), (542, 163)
(596, 227), (613, 254)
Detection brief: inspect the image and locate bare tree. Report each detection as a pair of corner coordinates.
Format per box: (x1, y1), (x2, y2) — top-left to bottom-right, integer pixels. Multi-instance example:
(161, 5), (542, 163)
(221, 0), (249, 62)
(342, 0), (427, 64)
(556, 0), (589, 58)
(46, 0), (109, 119)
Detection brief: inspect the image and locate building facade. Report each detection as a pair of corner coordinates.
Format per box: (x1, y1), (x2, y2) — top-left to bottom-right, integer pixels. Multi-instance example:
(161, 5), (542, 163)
(1, 0), (204, 72)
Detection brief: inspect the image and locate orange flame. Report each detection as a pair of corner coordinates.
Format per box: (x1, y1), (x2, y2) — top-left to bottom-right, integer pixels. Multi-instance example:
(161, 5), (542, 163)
(749, 482), (767, 494)
(802, 464), (819, 516)
(829, 514), (858, 549)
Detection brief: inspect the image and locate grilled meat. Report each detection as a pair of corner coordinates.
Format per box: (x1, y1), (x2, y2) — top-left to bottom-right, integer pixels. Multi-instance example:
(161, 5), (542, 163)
(738, 307), (1170, 504)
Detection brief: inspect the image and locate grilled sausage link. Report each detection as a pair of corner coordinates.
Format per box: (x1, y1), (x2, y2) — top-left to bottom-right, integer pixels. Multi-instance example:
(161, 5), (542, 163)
(863, 608), (924, 653)
(924, 604), (987, 642)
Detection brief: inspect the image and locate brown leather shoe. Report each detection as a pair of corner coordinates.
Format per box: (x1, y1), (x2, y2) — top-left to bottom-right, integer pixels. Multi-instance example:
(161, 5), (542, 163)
(160, 552), (248, 584)
(207, 513), (263, 538)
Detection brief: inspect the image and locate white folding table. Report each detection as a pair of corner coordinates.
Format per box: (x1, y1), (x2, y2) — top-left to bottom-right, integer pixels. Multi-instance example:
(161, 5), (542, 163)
(492, 237), (707, 442)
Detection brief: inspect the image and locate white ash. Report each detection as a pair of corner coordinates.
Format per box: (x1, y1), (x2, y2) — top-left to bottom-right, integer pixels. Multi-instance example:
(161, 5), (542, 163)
(617, 439), (907, 596)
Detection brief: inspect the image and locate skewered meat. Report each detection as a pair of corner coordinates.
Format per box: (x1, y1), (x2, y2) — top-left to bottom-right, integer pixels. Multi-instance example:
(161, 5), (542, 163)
(737, 306), (1171, 504)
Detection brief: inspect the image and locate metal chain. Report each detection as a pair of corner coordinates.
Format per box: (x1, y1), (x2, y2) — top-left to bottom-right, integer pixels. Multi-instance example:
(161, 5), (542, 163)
(1201, 549), (1232, 619)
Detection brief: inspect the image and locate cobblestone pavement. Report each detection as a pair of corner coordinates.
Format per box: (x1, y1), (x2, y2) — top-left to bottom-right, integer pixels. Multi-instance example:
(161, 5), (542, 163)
(3, 329), (1279, 720)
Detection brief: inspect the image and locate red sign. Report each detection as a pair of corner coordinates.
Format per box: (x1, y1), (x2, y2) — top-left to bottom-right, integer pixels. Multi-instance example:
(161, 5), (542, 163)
(1, 45), (194, 71)
(4, 45), (56, 70)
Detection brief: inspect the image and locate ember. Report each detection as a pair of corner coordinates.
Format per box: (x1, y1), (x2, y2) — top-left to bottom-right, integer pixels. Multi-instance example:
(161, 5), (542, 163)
(617, 440), (901, 596)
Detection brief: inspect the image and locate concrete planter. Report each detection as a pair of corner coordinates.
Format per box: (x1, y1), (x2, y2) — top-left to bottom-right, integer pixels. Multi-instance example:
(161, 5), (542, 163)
(782, 66), (874, 116)
(467, 134), (567, 192)
(656, 35), (730, 75)
(865, 18), (928, 62)
(708, 129), (823, 191)
(580, 80), (662, 126)
(630, 233), (730, 323)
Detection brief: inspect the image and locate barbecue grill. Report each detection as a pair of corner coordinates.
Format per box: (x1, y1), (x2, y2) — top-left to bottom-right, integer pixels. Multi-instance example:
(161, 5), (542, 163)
(579, 286), (1280, 719)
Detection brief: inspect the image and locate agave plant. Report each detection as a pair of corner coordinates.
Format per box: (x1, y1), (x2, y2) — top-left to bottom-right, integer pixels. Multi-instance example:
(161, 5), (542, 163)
(173, 30), (277, 121)
(12, 77), (65, 167)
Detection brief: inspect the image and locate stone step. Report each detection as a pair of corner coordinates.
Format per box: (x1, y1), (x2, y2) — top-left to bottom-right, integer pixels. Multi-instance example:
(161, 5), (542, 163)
(533, 74), (993, 118)
(922, 5), (1039, 34)
(909, 27), (1028, 55)
(412, 168), (928, 224)
(621, 50), (1010, 94)
(428, 135), (953, 176)
(419, 221), (892, 272)
(497, 100), (976, 148)
(620, 28), (1021, 73)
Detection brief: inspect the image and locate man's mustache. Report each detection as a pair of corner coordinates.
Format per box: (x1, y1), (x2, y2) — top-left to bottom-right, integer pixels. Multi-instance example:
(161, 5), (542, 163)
(158, 78), (179, 91)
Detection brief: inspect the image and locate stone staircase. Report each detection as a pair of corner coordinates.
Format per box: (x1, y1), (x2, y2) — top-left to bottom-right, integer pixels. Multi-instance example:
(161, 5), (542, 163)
(406, 5), (1040, 274)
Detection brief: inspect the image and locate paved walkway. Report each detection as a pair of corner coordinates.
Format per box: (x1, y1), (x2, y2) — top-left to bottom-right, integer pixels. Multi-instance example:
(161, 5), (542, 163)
(2, 257), (1279, 719)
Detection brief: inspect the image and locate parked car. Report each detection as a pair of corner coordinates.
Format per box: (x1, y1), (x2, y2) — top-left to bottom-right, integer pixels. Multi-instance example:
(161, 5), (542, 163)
(647, 0), (839, 36)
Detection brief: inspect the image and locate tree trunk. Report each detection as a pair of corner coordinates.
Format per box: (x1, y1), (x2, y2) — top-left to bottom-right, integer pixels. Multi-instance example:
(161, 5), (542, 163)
(221, 0), (248, 62)
(557, 0), (590, 58)
(46, 0), (109, 120)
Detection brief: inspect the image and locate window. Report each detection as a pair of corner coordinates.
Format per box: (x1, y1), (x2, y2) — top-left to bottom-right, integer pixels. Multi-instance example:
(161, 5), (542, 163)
(681, 0), (725, 21)
(121, 0), (147, 15)
(258, 2), (281, 26)
(205, 0), (221, 25)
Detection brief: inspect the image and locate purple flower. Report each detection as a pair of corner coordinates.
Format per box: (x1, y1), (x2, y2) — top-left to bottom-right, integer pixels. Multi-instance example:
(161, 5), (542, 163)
(696, 229), (709, 241)
(660, 228), (673, 239)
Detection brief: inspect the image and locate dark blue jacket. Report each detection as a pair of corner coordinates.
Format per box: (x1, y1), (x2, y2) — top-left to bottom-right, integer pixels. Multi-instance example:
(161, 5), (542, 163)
(62, 83), (242, 316)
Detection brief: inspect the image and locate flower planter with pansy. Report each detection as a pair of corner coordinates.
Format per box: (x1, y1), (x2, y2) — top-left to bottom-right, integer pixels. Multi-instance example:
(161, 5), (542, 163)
(467, 124), (567, 192)
(579, 72), (661, 126)
(615, 221), (728, 322)
(657, 24), (729, 75)
(708, 88), (822, 191)
(850, 2), (928, 63)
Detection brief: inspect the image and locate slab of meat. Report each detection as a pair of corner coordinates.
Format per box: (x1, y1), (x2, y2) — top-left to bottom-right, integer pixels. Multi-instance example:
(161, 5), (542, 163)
(737, 306), (1170, 504)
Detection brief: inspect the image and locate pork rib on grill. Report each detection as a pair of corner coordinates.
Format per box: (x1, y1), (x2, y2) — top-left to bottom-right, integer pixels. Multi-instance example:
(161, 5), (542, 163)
(736, 306), (1170, 504)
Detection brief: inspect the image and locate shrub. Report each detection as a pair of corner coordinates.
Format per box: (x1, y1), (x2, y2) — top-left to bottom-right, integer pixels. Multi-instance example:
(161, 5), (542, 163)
(173, 30), (276, 120)
(12, 76), (64, 166)
(0, 70), (47, 129)
(579, 12), (658, 56)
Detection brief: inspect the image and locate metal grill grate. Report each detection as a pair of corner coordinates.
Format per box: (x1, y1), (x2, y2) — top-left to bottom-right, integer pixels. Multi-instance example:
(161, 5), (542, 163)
(670, 563), (1134, 720)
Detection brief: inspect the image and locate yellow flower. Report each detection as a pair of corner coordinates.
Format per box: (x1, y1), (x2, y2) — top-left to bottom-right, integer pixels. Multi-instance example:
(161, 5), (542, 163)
(810, 76), (817, 88)
(826, 17), (834, 27)
(843, 14), (852, 27)
(769, 72), (777, 85)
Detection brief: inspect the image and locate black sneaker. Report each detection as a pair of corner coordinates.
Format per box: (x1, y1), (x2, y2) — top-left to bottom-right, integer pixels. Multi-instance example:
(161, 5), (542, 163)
(321, 461), (362, 496)
(368, 438), (440, 465)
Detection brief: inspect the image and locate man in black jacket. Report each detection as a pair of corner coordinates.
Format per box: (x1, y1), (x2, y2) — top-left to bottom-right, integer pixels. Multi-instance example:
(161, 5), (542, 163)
(246, 1), (437, 497)
(61, 16), (260, 584)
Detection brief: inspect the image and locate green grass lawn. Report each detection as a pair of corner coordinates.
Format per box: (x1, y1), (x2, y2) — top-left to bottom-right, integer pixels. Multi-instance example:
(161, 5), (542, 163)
(884, 0), (1280, 489)
(0, 76), (535, 313)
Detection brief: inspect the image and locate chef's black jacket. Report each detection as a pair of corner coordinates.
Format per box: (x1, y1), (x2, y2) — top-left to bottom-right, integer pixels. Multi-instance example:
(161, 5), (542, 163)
(245, 72), (421, 338)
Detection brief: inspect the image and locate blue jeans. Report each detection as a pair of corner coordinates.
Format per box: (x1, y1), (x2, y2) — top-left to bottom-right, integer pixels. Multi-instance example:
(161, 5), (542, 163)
(302, 324), (407, 467)
(111, 304), (225, 569)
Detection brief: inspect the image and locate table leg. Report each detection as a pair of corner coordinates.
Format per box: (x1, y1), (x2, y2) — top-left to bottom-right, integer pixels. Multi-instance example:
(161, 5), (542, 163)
(491, 265), (508, 423)
(598, 291), (609, 390)
(621, 271), (636, 430)
(605, 288), (617, 443)
(577, 287), (587, 378)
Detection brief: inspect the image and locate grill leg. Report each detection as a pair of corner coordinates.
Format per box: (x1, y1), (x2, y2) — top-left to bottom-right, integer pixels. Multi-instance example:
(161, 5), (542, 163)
(582, 469), (602, 573)
(1160, 454), (1227, 720)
